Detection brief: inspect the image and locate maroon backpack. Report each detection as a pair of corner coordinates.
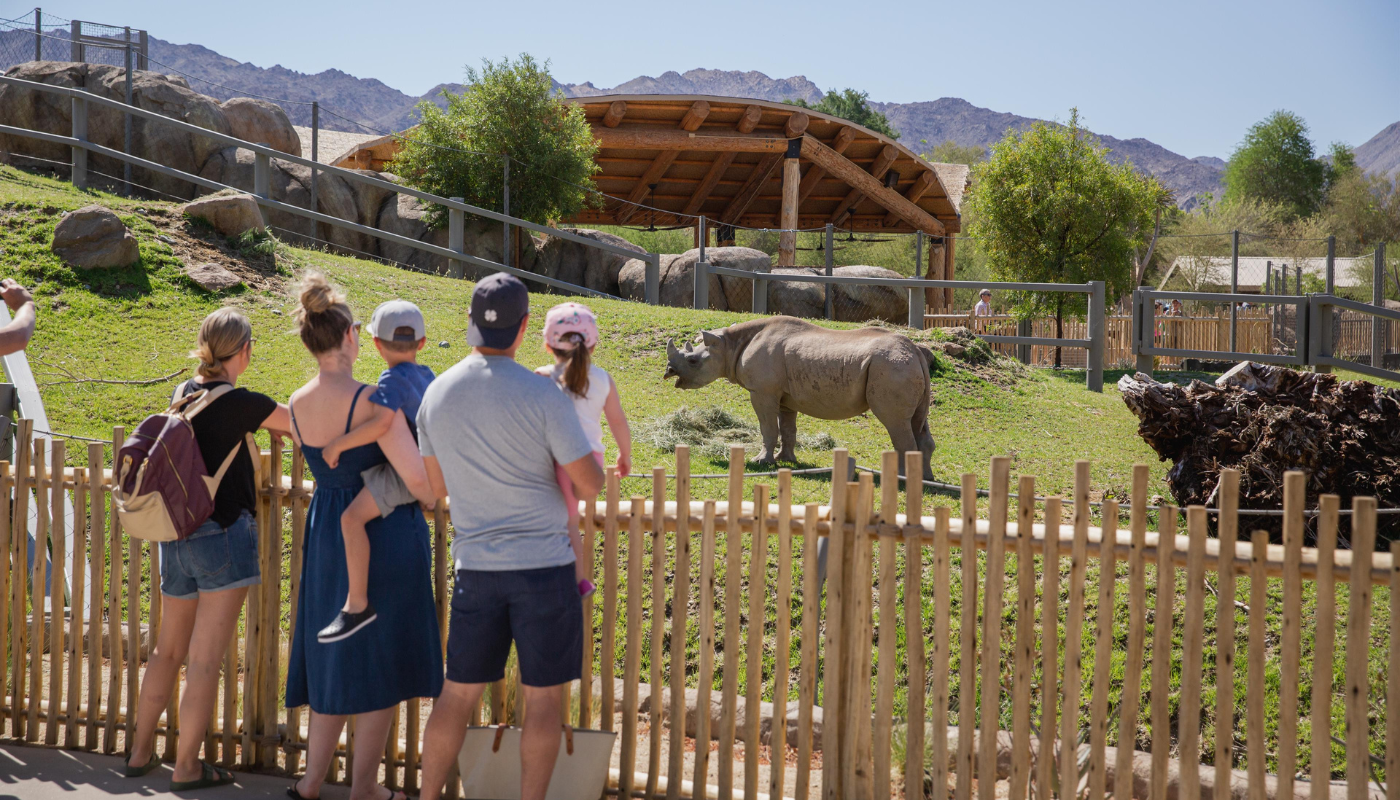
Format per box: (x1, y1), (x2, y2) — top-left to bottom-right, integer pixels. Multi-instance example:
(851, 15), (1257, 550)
(112, 384), (252, 542)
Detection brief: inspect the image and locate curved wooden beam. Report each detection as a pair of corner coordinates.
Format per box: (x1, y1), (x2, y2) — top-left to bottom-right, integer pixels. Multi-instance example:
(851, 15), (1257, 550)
(721, 153), (783, 224)
(828, 144), (899, 225)
(801, 138), (943, 235)
(882, 170), (937, 227)
(681, 105), (767, 217)
(603, 101), (627, 128)
(592, 127), (788, 153)
(798, 126), (856, 204)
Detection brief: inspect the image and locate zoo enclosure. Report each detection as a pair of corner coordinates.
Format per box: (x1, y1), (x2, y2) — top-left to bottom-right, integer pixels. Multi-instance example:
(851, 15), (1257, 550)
(3, 414), (1398, 800)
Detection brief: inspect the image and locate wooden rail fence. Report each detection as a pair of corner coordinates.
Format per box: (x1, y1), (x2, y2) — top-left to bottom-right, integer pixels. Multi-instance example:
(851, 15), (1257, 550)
(2, 418), (1396, 799)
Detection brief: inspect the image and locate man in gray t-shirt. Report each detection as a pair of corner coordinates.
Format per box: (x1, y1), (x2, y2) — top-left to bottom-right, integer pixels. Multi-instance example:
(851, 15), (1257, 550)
(417, 273), (604, 800)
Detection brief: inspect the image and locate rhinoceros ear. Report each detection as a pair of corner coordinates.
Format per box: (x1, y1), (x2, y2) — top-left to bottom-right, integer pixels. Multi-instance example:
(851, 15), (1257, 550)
(700, 329), (723, 348)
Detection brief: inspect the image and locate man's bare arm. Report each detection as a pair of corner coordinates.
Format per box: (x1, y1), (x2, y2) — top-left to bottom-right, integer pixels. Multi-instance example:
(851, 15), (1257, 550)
(561, 451), (604, 500)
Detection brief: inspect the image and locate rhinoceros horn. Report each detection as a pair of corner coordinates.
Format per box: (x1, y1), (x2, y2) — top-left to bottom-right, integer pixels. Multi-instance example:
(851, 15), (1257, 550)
(667, 338), (681, 361)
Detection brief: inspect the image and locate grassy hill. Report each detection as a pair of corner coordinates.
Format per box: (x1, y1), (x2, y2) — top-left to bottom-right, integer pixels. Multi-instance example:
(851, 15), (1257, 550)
(0, 163), (1175, 507)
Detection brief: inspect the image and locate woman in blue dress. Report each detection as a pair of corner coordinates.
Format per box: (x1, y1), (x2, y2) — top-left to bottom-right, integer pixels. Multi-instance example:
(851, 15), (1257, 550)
(284, 273), (443, 800)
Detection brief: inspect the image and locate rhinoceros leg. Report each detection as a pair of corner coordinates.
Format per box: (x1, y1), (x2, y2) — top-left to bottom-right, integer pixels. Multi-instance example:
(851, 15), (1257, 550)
(749, 391), (782, 465)
(871, 404), (921, 478)
(777, 406), (799, 463)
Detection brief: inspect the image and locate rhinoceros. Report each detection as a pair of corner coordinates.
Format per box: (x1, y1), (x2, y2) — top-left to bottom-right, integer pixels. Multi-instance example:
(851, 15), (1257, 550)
(664, 316), (936, 477)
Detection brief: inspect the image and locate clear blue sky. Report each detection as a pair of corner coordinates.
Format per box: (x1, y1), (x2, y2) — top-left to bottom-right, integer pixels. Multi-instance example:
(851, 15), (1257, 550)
(35, 0), (1400, 159)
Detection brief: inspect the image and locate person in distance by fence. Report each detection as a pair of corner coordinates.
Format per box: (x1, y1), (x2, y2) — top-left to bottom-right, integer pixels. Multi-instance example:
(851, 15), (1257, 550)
(415, 273), (604, 800)
(124, 308), (292, 790)
(0, 278), (36, 354)
(973, 287), (992, 316)
(283, 274), (443, 800)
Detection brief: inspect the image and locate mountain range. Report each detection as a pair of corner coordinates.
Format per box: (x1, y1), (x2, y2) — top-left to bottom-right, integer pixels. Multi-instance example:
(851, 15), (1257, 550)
(3, 28), (1397, 208)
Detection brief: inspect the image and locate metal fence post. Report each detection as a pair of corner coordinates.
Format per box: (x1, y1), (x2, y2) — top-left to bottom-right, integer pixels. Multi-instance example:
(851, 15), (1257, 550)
(122, 31), (133, 197)
(1229, 229), (1239, 351)
(1314, 295), (1333, 374)
(33, 8), (41, 62)
(69, 20), (80, 62)
(448, 198), (465, 280)
(502, 156), (511, 268)
(1136, 289), (1155, 377)
(69, 92), (86, 190)
(824, 223), (834, 320)
(1326, 235), (1336, 295)
(253, 147), (270, 226)
(644, 254), (660, 305)
(1374, 242), (1387, 370)
(137, 29), (148, 71)
(752, 260), (768, 315)
(1017, 318), (1032, 364)
(1086, 281), (1105, 392)
(693, 257), (708, 310)
(310, 102), (319, 216)
(906, 286), (922, 330)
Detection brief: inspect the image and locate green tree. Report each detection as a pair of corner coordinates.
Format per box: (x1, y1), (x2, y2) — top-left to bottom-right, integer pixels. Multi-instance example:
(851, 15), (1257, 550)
(966, 109), (1162, 366)
(920, 140), (986, 165)
(785, 89), (900, 140)
(1222, 110), (1327, 220)
(389, 54), (598, 227)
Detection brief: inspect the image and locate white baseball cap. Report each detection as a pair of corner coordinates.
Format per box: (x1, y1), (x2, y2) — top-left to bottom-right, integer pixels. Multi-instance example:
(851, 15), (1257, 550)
(366, 300), (426, 342)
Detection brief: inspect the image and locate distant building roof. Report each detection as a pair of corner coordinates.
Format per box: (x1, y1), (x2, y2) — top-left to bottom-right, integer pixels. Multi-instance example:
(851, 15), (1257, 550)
(1159, 255), (1369, 292)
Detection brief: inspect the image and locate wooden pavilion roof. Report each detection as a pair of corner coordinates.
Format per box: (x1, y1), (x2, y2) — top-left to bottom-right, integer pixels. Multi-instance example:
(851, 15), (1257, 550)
(330, 94), (964, 235)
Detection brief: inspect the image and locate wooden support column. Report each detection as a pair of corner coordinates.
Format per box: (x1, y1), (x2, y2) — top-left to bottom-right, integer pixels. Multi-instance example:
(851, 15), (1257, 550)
(778, 139), (801, 266)
(924, 236), (946, 313)
(617, 101), (710, 224)
(944, 236), (957, 308)
(683, 105), (763, 217)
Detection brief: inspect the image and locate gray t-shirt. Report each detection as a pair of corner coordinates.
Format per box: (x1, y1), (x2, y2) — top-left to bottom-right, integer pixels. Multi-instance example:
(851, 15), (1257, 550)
(417, 354), (594, 572)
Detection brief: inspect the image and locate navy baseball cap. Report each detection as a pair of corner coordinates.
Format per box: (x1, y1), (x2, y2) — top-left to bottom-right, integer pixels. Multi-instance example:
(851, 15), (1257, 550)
(467, 272), (530, 349)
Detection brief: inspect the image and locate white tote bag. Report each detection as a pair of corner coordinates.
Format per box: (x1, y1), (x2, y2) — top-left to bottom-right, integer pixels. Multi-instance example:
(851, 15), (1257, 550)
(457, 724), (616, 800)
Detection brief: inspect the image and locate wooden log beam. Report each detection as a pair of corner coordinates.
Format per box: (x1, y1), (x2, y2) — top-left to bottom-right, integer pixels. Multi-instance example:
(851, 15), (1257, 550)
(803, 138), (943, 234)
(721, 153), (783, 225)
(784, 112), (810, 139)
(737, 105), (764, 134)
(681, 105), (764, 217)
(593, 127), (788, 153)
(617, 101), (711, 223)
(798, 127), (856, 204)
(603, 101), (627, 128)
(883, 170), (937, 227)
(827, 144), (899, 226)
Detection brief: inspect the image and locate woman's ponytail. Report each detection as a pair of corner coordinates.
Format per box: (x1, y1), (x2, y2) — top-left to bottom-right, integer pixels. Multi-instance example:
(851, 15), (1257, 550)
(553, 332), (591, 398)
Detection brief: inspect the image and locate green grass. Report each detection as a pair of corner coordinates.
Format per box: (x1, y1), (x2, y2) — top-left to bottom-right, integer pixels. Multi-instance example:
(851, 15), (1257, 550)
(2, 165), (1389, 782)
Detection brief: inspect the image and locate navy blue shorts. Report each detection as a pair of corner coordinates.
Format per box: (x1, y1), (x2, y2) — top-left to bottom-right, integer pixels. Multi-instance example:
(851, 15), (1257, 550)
(158, 510), (261, 600)
(446, 565), (582, 688)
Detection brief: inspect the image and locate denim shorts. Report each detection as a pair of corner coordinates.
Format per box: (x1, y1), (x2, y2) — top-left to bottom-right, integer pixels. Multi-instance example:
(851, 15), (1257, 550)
(446, 565), (582, 688)
(159, 510), (261, 600)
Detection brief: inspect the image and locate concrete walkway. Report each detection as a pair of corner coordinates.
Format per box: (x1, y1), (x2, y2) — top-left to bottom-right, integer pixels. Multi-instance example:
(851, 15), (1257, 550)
(0, 743), (352, 800)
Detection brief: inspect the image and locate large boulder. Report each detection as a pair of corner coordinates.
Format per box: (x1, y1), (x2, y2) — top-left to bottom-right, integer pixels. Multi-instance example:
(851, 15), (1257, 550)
(376, 194), (449, 275)
(0, 62), (232, 200)
(181, 192), (265, 237)
(185, 262), (242, 292)
(617, 246), (772, 310)
(51, 205), (139, 269)
(218, 98), (300, 157)
(831, 265), (909, 323)
(199, 147), (362, 252)
(765, 267), (828, 319)
(534, 228), (647, 296)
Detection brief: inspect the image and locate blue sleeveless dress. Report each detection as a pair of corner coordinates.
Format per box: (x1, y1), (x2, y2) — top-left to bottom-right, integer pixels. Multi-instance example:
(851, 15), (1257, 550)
(284, 386), (444, 715)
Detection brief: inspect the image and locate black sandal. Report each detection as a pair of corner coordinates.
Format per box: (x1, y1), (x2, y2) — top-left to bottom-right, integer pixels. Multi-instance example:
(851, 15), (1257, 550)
(170, 760), (235, 792)
(123, 753), (162, 777)
(287, 778), (319, 800)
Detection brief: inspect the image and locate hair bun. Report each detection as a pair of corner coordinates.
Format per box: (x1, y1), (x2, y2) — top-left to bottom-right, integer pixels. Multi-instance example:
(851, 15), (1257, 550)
(298, 272), (340, 316)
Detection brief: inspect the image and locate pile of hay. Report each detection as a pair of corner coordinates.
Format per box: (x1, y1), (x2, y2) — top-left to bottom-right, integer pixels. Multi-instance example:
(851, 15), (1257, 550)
(1118, 362), (1400, 536)
(638, 406), (836, 462)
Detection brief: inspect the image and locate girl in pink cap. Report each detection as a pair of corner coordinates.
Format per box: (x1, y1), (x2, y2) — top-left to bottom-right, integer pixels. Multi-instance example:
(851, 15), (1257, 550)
(536, 302), (632, 596)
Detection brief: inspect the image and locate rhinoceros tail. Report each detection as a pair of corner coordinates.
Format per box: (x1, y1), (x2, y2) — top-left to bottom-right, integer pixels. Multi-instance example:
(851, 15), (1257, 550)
(915, 343), (937, 376)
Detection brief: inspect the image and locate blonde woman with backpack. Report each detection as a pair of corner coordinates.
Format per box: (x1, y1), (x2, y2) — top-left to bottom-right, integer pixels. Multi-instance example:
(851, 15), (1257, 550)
(124, 307), (291, 791)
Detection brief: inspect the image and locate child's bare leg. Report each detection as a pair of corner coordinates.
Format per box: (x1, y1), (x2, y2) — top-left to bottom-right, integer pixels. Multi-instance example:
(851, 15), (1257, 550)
(568, 513), (590, 584)
(340, 489), (379, 614)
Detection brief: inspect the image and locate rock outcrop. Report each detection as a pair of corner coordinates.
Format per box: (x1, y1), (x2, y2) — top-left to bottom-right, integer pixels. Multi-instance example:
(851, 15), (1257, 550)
(830, 264), (909, 323)
(51, 205), (139, 269)
(181, 192), (265, 237)
(218, 97), (300, 157)
(535, 228), (646, 296)
(617, 246), (769, 310)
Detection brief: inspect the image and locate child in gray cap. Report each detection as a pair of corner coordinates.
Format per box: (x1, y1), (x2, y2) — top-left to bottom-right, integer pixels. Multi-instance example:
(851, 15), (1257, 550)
(316, 299), (437, 643)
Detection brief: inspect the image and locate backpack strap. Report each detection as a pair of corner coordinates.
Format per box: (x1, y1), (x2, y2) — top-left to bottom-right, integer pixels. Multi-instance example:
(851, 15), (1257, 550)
(201, 432), (264, 500)
(178, 383), (236, 420)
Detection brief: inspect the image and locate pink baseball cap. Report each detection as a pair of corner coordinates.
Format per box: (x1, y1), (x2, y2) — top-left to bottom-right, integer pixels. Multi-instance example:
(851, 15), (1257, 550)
(543, 302), (598, 350)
